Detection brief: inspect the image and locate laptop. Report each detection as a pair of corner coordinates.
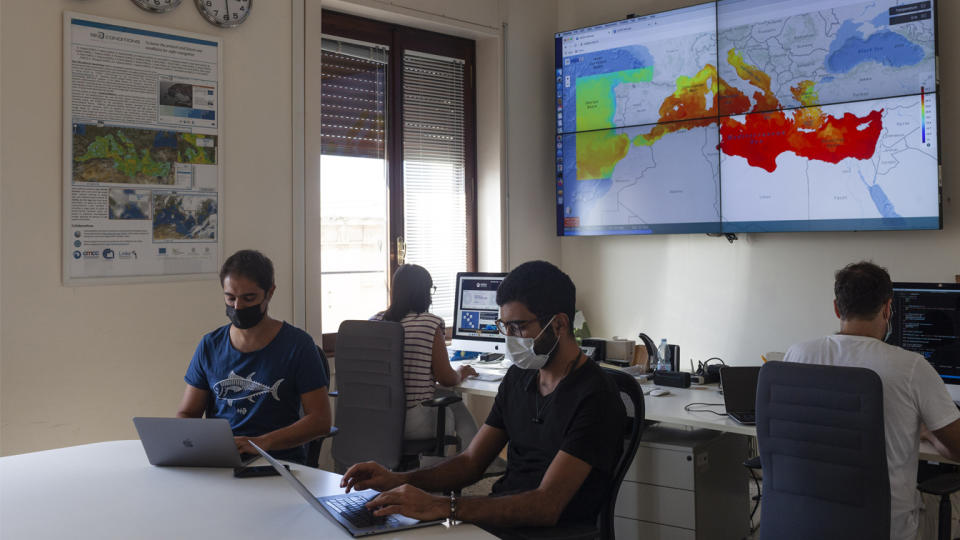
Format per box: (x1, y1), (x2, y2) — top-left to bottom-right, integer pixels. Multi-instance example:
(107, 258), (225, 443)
(249, 441), (444, 537)
(719, 366), (761, 425)
(133, 417), (256, 467)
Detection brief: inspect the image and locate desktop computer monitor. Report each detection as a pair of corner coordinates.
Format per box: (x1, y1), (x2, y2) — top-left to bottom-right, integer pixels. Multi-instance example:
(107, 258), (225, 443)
(450, 272), (508, 354)
(888, 282), (960, 401)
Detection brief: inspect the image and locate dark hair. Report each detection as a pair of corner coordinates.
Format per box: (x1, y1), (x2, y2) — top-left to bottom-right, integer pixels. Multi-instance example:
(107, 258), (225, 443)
(496, 260), (576, 329)
(219, 250), (275, 292)
(834, 261), (892, 320)
(383, 264), (433, 322)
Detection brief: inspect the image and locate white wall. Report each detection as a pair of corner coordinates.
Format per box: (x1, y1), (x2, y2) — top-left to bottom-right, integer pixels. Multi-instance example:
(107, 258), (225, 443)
(555, 0), (960, 366)
(0, 0), (295, 455)
(0, 0), (558, 456)
(503, 0), (562, 268)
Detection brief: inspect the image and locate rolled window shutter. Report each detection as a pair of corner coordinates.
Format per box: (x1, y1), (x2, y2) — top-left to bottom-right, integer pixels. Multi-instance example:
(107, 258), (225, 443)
(320, 38), (388, 159)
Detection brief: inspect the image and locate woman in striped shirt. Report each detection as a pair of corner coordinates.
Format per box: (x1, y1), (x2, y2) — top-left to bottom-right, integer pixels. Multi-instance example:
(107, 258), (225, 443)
(373, 264), (479, 448)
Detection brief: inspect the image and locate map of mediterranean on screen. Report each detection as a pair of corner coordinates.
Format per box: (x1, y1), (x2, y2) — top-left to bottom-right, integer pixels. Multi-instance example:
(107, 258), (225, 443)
(556, 0), (939, 235)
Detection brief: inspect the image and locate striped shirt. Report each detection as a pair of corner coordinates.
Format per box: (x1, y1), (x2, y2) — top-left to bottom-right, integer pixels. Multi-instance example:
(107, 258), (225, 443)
(373, 311), (444, 408)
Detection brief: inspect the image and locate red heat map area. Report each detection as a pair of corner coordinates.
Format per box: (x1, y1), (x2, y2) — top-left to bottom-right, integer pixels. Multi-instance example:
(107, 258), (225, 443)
(637, 49), (884, 172)
(719, 109), (884, 173)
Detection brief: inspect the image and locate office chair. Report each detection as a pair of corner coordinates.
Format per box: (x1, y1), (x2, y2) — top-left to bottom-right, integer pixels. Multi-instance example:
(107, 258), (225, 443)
(918, 472), (960, 540)
(331, 320), (461, 473)
(304, 346), (339, 468)
(499, 367), (645, 540)
(756, 361), (890, 540)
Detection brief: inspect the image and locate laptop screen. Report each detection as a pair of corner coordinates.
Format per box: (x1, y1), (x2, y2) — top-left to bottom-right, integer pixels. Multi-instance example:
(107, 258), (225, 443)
(720, 366), (760, 413)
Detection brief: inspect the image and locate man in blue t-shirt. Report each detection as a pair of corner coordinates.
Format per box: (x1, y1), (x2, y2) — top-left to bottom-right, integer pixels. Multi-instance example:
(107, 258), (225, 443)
(177, 250), (331, 464)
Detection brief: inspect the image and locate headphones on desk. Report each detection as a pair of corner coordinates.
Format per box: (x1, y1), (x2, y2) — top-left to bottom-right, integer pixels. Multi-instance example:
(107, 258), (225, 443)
(696, 357), (725, 383)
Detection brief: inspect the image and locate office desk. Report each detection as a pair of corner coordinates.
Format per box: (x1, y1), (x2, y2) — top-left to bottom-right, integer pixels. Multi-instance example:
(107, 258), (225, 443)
(456, 374), (953, 463)
(0, 440), (494, 540)
(456, 375), (750, 432)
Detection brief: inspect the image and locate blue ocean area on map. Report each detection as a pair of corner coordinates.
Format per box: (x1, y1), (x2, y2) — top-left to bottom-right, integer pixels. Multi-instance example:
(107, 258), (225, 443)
(155, 201), (217, 237)
(153, 131), (178, 148)
(859, 171), (901, 218)
(870, 11), (889, 28)
(112, 203), (147, 219)
(562, 45), (654, 133)
(825, 20), (924, 73)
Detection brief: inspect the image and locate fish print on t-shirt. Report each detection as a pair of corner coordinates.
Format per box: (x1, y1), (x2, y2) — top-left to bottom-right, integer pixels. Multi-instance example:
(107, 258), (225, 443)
(213, 371), (283, 406)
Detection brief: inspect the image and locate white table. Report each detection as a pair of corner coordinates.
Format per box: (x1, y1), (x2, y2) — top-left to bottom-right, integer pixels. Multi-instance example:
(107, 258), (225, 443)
(456, 373), (953, 463)
(0, 440), (495, 540)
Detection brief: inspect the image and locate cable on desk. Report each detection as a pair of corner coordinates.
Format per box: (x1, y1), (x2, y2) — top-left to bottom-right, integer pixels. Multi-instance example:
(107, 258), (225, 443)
(683, 402), (727, 416)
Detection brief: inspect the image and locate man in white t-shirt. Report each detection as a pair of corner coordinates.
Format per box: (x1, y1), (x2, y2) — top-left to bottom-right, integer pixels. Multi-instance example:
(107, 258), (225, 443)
(785, 261), (960, 540)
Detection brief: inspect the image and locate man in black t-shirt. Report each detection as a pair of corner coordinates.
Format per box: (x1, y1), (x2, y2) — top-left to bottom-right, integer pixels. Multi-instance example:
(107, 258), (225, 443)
(340, 260), (626, 530)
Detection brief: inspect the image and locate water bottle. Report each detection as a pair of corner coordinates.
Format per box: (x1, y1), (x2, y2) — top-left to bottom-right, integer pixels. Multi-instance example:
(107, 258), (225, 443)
(656, 339), (669, 371)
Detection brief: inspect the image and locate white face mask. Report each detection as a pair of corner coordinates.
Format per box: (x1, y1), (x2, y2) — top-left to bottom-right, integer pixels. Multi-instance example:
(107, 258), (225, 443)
(505, 315), (559, 370)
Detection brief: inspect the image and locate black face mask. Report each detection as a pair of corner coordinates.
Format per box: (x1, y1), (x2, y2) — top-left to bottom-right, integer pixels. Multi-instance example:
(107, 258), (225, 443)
(226, 303), (265, 330)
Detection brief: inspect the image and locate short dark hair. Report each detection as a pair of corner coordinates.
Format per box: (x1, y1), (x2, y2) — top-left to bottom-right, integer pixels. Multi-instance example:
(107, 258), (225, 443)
(834, 261), (892, 320)
(219, 249), (275, 292)
(383, 264), (432, 322)
(496, 260), (576, 329)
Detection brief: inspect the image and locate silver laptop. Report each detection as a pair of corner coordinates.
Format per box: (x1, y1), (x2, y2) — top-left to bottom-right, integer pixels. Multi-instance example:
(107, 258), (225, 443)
(133, 417), (256, 467)
(249, 441), (443, 537)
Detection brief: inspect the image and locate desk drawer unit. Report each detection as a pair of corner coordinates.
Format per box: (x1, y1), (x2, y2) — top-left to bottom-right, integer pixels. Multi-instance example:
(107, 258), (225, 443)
(615, 426), (750, 540)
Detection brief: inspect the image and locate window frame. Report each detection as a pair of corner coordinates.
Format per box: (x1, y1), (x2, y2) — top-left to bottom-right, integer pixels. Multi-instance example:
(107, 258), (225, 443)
(319, 10), (479, 352)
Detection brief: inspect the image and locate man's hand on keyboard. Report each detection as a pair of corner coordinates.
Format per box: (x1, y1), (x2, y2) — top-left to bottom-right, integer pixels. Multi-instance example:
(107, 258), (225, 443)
(341, 461), (402, 493)
(366, 484), (448, 521)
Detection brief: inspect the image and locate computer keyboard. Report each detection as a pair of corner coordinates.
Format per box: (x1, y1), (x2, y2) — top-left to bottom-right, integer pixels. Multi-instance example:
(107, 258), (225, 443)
(327, 494), (388, 528)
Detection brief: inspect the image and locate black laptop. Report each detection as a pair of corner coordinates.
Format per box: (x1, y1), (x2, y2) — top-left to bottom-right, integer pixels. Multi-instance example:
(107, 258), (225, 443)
(719, 366), (761, 425)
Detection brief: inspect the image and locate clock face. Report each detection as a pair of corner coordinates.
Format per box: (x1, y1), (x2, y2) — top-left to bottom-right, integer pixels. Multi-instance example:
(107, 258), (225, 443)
(132, 0), (182, 12)
(194, 0), (252, 28)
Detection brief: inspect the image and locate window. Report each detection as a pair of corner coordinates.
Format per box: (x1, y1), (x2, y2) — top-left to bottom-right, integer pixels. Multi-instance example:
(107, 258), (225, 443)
(318, 11), (477, 345)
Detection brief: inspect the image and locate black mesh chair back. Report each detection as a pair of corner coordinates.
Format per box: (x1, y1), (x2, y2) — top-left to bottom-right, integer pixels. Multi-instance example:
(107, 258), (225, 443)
(599, 368), (645, 539)
(757, 361), (889, 540)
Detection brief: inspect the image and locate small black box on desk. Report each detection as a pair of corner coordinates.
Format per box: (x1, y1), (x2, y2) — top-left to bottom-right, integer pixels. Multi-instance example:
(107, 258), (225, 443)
(653, 371), (691, 388)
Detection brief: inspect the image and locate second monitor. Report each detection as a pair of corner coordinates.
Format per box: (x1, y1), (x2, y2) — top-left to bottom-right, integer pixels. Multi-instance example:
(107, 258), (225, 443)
(450, 272), (508, 354)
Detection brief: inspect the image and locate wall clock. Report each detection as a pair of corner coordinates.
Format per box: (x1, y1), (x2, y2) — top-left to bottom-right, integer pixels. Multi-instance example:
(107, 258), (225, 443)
(131, 0), (182, 13)
(194, 0), (252, 28)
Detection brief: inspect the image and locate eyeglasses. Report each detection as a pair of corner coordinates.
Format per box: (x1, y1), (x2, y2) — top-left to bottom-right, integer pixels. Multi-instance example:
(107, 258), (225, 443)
(495, 317), (544, 336)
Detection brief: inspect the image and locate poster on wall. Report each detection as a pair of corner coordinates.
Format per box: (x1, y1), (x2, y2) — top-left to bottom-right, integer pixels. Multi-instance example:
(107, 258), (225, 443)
(63, 12), (222, 285)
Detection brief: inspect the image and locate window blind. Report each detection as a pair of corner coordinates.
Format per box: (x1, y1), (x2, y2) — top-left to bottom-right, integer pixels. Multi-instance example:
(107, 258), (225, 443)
(401, 51), (468, 325)
(320, 38), (388, 159)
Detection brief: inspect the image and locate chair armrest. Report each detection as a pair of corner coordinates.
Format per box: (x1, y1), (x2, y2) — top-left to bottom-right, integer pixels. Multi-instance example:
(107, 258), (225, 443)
(918, 472), (960, 496)
(421, 396), (462, 408)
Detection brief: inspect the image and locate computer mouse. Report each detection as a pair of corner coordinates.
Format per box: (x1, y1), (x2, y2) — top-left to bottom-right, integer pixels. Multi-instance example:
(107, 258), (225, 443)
(650, 388), (670, 397)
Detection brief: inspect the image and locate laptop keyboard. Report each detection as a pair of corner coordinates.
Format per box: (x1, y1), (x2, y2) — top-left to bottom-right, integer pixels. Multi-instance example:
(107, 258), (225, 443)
(327, 494), (390, 529)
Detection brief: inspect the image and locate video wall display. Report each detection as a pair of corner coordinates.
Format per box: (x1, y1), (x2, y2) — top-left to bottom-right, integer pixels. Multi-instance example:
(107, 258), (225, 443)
(555, 0), (939, 235)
